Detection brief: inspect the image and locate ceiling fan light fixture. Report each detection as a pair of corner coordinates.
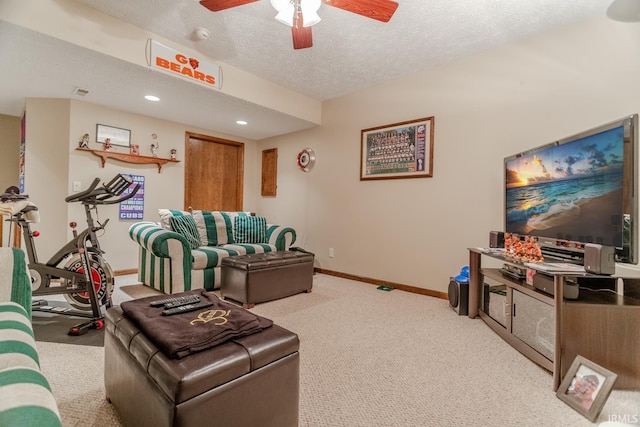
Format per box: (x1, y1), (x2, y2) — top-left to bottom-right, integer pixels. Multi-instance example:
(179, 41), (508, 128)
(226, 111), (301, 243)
(301, 7), (321, 27)
(271, 0), (321, 27)
(272, 1), (294, 25)
(607, 0), (640, 22)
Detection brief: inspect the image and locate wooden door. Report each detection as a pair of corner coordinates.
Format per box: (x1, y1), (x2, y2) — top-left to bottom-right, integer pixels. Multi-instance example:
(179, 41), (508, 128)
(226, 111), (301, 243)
(261, 148), (277, 196)
(184, 132), (244, 211)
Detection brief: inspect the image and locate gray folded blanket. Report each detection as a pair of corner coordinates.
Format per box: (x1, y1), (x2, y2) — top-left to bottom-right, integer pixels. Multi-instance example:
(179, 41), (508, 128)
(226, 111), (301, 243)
(120, 290), (273, 359)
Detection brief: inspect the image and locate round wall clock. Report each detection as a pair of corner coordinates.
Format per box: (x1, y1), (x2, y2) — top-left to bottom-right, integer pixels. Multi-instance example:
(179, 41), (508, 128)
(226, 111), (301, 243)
(297, 148), (316, 172)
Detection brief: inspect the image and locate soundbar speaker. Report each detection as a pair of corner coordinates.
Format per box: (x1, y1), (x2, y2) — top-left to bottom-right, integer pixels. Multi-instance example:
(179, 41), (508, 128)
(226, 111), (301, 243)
(584, 243), (615, 275)
(489, 231), (505, 248)
(448, 278), (469, 315)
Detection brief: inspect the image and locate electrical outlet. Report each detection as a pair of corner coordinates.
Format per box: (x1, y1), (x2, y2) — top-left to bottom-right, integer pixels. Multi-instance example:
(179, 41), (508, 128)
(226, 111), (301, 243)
(329, 248), (335, 258)
(73, 181), (82, 191)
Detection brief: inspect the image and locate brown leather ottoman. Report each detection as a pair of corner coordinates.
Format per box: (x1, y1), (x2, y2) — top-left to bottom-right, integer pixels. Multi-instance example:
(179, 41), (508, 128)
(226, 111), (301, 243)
(221, 251), (314, 308)
(104, 306), (300, 427)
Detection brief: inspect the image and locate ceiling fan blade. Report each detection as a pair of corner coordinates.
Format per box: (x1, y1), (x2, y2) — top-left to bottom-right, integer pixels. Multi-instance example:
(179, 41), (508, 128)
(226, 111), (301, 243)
(199, 0), (259, 12)
(322, 0), (398, 22)
(292, 11), (313, 50)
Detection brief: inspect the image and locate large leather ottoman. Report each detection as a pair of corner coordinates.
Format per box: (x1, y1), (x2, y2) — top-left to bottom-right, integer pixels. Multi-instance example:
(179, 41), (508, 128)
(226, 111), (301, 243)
(104, 306), (300, 427)
(221, 251), (314, 309)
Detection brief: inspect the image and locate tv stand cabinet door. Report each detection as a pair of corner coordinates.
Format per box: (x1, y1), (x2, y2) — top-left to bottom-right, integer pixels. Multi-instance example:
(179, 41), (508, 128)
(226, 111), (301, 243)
(562, 303), (640, 389)
(512, 290), (555, 361)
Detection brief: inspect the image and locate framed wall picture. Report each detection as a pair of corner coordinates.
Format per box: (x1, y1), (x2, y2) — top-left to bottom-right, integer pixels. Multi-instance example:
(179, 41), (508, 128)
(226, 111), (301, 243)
(556, 355), (617, 422)
(96, 124), (131, 147)
(360, 116), (434, 181)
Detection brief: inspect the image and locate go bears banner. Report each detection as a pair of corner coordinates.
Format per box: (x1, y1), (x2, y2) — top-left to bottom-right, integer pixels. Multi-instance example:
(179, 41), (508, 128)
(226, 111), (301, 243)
(147, 39), (222, 90)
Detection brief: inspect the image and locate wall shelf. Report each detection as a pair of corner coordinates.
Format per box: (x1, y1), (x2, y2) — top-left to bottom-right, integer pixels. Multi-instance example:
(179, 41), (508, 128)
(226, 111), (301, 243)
(76, 148), (179, 173)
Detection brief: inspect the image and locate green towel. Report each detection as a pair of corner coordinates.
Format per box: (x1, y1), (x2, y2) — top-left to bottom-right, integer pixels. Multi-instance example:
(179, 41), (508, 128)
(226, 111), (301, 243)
(0, 248), (32, 318)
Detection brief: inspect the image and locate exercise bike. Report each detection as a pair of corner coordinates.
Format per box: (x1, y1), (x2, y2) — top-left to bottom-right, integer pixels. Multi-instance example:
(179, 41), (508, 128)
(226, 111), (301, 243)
(1, 174), (140, 335)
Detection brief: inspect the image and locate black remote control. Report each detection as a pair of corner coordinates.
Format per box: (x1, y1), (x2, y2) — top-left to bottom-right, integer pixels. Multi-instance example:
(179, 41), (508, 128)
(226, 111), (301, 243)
(164, 295), (200, 309)
(150, 294), (199, 308)
(162, 301), (213, 316)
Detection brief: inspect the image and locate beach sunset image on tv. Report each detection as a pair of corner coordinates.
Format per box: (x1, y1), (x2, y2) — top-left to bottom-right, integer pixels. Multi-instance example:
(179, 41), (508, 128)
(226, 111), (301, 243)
(505, 126), (624, 247)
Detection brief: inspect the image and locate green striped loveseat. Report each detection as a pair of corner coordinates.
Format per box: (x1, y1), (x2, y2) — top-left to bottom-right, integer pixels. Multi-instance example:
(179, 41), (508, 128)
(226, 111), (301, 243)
(129, 210), (297, 294)
(0, 248), (62, 427)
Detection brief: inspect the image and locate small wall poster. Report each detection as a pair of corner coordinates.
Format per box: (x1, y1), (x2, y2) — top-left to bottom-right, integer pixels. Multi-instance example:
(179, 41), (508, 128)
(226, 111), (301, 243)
(119, 175), (144, 220)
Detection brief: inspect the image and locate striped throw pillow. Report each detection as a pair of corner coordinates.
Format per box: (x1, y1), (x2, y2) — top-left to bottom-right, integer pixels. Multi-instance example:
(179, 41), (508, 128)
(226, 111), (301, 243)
(233, 216), (267, 244)
(169, 215), (202, 249)
(158, 209), (190, 230)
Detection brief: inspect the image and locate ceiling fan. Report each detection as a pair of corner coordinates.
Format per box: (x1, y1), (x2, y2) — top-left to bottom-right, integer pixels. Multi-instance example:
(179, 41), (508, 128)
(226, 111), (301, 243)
(199, 0), (399, 49)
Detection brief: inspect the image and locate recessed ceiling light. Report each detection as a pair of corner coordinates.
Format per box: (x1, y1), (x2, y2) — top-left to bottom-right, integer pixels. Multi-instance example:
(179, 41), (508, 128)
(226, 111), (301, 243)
(145, 95), (160, 102)
(236, 120), (248, 125)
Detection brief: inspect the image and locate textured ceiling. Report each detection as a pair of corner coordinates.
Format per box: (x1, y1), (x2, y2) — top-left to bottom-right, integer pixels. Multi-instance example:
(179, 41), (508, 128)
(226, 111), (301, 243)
(1, 0), (614, 140)
(75, 0), (612, 100)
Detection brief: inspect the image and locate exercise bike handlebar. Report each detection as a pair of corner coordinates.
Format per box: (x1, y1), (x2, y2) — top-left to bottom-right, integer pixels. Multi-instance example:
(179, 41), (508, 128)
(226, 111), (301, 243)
(65, 178), (100, 203)
(64, 174), (140, 205)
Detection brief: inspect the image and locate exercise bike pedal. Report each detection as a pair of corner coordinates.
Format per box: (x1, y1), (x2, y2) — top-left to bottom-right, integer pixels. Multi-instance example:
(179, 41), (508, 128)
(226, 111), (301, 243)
(68, 319), (105, 336)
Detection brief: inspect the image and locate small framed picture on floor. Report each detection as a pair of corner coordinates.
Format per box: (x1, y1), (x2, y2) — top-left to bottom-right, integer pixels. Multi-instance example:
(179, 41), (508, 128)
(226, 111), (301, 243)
(556, 355), (617, 422)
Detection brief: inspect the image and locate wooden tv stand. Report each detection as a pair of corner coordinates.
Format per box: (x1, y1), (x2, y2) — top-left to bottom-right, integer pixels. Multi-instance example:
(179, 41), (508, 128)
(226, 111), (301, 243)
(468, 248), (640, 391)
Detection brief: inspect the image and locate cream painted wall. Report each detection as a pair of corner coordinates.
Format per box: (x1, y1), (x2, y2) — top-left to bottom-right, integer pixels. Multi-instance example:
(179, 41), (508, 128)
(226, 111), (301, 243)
(256, 17), (640, 292)
(24, 98), (71, 261)
(23, 98), (259, 271)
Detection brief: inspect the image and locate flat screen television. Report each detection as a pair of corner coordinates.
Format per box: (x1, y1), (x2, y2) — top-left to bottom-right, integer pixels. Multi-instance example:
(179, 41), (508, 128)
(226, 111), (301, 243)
(504, 114), (638, 264)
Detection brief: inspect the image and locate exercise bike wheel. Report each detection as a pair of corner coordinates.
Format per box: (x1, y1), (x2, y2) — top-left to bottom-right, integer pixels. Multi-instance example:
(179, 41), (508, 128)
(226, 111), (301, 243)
(30, 268), (44, 292)
(62, 253), (114, 311)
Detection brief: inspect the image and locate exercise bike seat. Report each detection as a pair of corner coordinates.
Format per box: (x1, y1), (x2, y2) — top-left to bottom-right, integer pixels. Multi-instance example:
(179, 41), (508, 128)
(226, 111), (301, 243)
(0, 200), (40, 223)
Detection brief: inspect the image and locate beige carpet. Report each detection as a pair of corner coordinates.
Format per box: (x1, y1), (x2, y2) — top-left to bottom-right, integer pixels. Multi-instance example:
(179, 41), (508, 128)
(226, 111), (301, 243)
(116, 283), (163, 300)
(37, 274), (639, 426)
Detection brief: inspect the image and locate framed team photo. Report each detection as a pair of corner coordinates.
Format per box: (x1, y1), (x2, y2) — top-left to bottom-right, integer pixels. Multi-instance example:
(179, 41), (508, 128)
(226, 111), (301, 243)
(360, 117), (434, 181)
